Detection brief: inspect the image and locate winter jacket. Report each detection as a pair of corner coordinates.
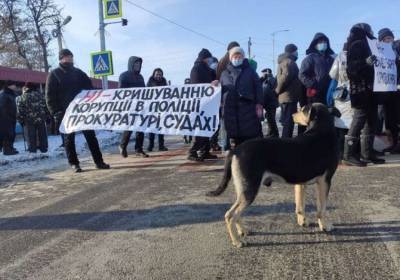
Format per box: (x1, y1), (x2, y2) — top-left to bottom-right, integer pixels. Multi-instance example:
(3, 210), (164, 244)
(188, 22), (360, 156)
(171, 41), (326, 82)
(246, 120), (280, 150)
(119, 56), (145, 88)
(0, 87), (17, 139)
(221, 59), (263, 138)
(147, 70), (168, 87)
(45, 63), (93, 116)
(276, 53), (302, 104)
(190, 59), (215, 84)
(299, 33), (335, 104)
(326, 51), (353, 129)
(17, 88), (49, 125)
(346, 27), (374, 109)
(260, 74), (279, 110)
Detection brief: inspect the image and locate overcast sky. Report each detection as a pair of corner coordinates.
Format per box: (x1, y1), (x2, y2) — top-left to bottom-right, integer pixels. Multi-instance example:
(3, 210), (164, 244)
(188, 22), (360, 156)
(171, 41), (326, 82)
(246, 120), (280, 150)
(52, 0), (400, 84)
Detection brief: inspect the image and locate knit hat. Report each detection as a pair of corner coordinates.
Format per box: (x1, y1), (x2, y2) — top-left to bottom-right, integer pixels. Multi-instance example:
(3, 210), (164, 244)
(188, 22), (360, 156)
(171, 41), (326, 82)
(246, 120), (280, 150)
(59, 49), (73, 60)
(229, 47), (245, 60)
(378, 28), (394, 41)
(261, 68), (273, 74)
(227, 41), (240, 51)
(285, 44), (298, 54)
(198, 48), (212, 60)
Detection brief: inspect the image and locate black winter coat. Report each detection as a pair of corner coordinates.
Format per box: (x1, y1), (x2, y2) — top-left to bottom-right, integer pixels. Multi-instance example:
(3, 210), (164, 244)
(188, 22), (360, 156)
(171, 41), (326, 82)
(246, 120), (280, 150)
(299, 33), (335, 104)
(346, 32), (374, 109)
(260, 75), (279, 110)
(347, 39), (374, 108)
(45, 64), (93, 116)
(190, 59), (215, 84)
(0, 88), (17, 140)
(147, 76), (167, 87)
(221, 59), (263, 138)
(119, 56), (145, 88)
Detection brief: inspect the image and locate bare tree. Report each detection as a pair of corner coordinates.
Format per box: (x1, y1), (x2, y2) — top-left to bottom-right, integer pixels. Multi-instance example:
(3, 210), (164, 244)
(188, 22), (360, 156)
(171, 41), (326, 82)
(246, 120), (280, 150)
(25, 0), (62, 72)
(0, 0), (34, 69)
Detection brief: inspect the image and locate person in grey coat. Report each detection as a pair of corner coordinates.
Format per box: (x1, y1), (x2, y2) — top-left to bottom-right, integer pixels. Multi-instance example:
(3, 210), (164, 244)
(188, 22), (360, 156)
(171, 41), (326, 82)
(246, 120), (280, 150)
(221, 47), (264, 148)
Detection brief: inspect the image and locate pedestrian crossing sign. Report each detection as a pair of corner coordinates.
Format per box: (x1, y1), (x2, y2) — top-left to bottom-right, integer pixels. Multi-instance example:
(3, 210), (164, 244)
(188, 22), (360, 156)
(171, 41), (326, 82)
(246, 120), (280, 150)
(104, 0), (122, 19)
(91, 51), (113, 77)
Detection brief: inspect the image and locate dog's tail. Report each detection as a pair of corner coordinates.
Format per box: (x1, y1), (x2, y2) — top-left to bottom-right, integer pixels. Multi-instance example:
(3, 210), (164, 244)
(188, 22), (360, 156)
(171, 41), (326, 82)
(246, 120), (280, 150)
(206, 150), (234, 197)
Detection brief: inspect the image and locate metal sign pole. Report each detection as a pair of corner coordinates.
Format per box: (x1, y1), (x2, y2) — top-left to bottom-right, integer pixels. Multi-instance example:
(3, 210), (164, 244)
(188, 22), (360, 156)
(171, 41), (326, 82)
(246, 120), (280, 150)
(98, 0), (108, 90)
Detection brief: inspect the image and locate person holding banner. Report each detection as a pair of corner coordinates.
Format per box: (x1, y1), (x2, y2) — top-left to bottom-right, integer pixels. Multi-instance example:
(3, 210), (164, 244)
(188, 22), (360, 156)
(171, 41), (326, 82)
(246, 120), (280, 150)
(343, 23), (385, 166)
(221, 46), (264, 149)
(377, 29), (400, 154)
(187, 48), (218, 161)
(45, 49), (110, 172)
(118, 56), (149, 158)
(146, 68), (168, 152)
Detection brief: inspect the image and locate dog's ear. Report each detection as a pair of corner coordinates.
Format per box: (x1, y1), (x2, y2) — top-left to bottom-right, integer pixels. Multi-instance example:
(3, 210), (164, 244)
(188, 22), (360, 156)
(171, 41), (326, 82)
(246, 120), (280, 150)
(328, 107), (342, 118)
(309, 105), (318, 122)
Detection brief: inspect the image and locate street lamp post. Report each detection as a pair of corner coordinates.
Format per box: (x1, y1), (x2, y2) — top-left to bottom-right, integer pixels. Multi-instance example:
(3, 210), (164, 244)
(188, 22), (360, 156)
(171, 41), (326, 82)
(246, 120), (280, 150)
(271, 29), (290, 74)
(52, 16), (72, 52)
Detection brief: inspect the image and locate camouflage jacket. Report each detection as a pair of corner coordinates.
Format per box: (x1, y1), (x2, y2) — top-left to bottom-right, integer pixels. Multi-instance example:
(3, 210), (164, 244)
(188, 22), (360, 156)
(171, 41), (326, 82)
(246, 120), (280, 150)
(17, 88), (49, 125)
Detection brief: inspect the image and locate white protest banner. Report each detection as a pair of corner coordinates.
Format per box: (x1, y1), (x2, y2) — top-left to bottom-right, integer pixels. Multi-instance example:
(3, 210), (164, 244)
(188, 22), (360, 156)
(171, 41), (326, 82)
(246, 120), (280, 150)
(367, 38), (398, 92)
(59, 84), (221, 137)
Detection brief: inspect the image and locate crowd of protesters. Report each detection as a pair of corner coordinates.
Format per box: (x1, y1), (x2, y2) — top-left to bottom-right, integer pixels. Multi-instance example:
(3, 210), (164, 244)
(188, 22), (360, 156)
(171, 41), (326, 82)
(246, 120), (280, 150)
(1, 23), (400, 172)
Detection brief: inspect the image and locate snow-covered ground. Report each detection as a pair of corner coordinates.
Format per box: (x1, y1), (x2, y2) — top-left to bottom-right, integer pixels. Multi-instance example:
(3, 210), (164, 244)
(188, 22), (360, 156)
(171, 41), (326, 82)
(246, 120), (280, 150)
(0, 131), (121, 182)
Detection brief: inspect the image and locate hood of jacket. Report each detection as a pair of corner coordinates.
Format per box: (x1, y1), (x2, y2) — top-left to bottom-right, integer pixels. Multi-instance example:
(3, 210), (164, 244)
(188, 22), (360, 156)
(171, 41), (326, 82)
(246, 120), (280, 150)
(128, 56), (143, 72)
(306, 32), (334, 55)
(346, 23), (376, 51)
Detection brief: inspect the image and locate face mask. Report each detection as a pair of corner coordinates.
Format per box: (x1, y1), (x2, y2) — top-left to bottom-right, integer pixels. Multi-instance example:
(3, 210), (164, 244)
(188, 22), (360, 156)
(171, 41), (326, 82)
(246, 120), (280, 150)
(61, 62), (73, 69)
(292, 51), (299, 59)
(231, 58), (243, 67)
(316, 42), (328, 52)
(209, 62), (218, 70)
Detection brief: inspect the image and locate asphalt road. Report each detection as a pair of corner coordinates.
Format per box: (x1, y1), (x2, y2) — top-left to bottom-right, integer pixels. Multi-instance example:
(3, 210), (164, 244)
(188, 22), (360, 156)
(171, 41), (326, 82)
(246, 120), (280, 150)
(0, 142), (400, 280)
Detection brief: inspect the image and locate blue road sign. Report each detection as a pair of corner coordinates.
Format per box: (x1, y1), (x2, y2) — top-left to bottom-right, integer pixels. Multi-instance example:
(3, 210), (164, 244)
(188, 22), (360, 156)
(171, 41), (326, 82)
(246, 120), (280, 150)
(90, 51), (113, 77)
(104, 0), (122, 19)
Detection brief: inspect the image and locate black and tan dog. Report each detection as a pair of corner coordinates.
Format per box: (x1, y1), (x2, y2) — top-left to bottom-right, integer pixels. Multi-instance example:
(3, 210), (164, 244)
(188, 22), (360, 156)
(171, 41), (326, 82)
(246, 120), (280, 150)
(207, 103), (341, 248)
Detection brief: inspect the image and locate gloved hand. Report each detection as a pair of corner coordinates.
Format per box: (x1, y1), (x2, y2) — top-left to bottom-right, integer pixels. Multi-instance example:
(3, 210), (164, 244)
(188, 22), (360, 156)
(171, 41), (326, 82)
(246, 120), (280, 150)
(306, 88), (318, 97)
(54, 111), (64, 126)
(366, 55), (377, 66)
(256, 104), (264, 118)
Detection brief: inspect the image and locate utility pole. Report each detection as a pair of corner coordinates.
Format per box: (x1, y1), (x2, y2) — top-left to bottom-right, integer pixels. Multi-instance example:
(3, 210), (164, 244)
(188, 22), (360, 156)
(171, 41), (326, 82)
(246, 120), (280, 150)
(248, 37), (252, 58)
(271, 29), (290, 74)
(98, 0), (108, 90)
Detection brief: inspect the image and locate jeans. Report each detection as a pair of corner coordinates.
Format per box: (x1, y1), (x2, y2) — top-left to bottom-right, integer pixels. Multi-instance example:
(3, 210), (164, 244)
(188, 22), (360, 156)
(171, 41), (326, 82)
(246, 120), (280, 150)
(24, 122), (48, 152)
(347, 102), (378, 138)
(265, 108), (279, 137)
(280, 102), (298, 138)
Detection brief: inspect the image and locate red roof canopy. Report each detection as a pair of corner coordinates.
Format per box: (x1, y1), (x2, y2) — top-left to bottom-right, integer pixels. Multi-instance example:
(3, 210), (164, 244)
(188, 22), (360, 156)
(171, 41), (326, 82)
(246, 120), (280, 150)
(0, 66), (118, 89)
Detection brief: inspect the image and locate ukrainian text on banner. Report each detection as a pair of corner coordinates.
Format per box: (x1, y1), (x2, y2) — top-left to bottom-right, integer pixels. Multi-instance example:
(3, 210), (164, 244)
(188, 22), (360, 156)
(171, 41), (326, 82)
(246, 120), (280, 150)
(59, 84), (221, 137)
(367, 38), (398, 92)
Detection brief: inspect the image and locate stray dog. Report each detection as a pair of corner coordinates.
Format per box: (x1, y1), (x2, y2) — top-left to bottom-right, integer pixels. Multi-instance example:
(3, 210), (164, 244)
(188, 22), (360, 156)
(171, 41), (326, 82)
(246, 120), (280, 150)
(207, 103), (341, 248)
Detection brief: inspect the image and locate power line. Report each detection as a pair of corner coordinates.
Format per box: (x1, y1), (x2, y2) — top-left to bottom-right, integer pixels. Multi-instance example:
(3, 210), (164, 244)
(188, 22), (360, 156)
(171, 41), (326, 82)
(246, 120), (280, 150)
(124, 0), (225, 46)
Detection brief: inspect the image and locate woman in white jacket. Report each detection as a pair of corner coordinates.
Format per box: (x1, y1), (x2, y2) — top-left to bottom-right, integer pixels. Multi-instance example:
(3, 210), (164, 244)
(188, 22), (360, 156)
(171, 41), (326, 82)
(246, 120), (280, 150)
(326, 43), (353, 160)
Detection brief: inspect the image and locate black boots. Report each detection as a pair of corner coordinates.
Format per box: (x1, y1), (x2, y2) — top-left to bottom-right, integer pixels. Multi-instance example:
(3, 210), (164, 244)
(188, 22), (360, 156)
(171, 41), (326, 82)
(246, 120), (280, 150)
(119, 144), (128, 158)
(343, 136), (366, 167)
(360, 135), (385, 164)
(2, 141), (19, 156)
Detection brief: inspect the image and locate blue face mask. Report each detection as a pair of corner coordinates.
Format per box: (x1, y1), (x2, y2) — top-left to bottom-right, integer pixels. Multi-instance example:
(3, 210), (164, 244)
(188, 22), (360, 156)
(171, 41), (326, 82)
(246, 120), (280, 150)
(316, 42), (328, 52)
(231, 58), (243, 67)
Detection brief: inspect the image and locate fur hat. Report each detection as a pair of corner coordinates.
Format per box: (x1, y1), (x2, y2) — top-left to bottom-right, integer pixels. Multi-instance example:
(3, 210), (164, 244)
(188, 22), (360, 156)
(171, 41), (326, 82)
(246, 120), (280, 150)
(229, 47), (245, 60)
